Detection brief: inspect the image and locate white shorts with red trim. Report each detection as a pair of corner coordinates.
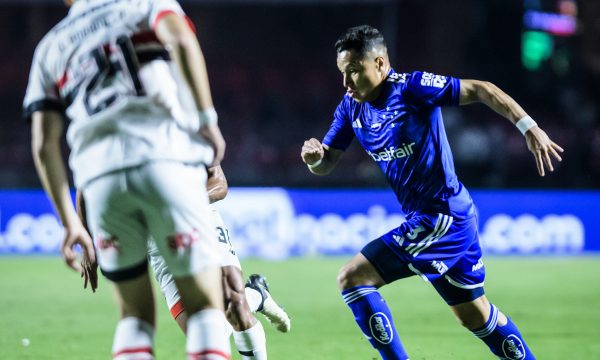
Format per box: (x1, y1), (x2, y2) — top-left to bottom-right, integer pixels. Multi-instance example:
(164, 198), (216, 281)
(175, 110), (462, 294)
(84, 162), (222, 280)
(148, 206), (241, 318)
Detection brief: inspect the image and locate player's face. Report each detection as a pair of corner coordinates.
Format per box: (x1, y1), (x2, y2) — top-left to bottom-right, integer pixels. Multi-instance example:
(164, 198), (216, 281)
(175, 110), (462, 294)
(337, 49), (385, 103)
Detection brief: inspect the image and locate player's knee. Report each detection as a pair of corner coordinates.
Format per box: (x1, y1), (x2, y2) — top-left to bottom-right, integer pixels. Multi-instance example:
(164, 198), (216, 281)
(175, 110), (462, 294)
(337, 263), (361, 290)
(455, 313), (482, 330)
(453, 305), (488, 330)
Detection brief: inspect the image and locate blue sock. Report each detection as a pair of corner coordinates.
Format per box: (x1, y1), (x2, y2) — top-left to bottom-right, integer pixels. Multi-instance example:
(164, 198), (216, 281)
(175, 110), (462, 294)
(342, 286), (409, 360)
(472, 304), (535, 360)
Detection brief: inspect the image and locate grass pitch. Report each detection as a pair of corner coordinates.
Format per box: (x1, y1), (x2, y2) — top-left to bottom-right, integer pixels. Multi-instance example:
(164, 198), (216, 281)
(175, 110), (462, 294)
(0, 256), (599, 359)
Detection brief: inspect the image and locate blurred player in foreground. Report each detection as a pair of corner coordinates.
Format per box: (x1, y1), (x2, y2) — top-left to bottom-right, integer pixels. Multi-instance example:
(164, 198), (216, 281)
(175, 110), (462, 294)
(25, 0), (229, 358)
(76, 165), (291, 359)
(148, 165), (291, 359)
(301, 25), (563, 360)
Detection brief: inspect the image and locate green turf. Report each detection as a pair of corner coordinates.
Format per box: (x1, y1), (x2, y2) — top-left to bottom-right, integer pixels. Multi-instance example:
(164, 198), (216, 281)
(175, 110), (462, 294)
(0, 256), (599, 359)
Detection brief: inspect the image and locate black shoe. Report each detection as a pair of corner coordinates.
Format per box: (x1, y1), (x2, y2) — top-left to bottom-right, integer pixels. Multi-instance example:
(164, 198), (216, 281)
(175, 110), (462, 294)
(245, 274), (291, 332)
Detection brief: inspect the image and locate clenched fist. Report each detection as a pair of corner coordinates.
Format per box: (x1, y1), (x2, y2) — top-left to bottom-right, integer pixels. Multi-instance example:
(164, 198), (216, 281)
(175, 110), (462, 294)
(301, 138), (325, 166)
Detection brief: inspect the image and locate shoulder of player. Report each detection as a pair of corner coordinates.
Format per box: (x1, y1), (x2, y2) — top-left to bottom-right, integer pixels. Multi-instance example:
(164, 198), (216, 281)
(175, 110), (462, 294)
(333, 93), (360, 123)
(337, 93), (354, 108)
(41, 7), (83, 51)
(31, 29), (59, 64)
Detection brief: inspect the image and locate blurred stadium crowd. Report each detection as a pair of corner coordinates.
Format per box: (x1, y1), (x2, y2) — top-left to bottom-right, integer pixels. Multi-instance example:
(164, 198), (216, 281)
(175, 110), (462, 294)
(1, 0), (599, 188)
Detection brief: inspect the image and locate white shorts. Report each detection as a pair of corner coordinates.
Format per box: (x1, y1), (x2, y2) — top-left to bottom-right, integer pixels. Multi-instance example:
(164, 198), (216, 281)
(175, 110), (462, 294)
(148, 205), (241, 317)
(83, 161), (222, 281)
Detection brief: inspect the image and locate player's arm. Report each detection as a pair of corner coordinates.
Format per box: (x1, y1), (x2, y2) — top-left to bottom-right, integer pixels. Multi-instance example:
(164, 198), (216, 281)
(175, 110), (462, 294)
(459, 79), (563, 176)
(31, 111), (97, 292)
(154, 12), (225, 166)
(301, 138), (344, 175)
(207, 165), (228, 204)
(75, 189), (89, 231)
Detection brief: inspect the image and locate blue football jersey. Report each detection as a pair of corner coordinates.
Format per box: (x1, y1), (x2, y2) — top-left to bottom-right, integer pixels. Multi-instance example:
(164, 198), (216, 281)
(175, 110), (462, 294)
(323, 70), (474, 218)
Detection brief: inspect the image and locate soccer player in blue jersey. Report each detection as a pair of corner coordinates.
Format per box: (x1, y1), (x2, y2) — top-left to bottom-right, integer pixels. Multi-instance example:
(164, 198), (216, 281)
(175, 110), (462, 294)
(301, 25), (563, 360)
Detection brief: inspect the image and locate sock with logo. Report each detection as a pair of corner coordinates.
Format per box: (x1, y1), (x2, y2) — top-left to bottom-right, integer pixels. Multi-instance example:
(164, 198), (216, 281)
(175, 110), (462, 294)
(112, 317), (155, 360)
(233, 321), (267, 360)
(186, 309), (231, 360)
(471, 304), (535, 360)
(342, 286), (409, 360)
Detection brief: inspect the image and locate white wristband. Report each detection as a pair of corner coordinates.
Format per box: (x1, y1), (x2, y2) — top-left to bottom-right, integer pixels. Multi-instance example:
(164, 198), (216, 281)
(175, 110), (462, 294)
(515, 115), (537, 135)
(198, 107), (218, 127)
(307, 158), (323, 169)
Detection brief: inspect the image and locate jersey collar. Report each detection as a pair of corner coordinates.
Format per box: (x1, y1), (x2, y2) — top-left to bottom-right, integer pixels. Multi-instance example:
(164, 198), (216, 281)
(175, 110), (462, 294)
(368, 68), (396, 109)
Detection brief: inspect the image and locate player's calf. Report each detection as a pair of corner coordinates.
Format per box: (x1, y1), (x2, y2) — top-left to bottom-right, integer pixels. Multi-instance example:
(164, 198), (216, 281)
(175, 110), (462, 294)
(223, 266), (256, 331)
(173, 267), (231, 360)
(338, 254), (409, 360)
(223, 267), (268, 360)
(469, 303), (535, 360)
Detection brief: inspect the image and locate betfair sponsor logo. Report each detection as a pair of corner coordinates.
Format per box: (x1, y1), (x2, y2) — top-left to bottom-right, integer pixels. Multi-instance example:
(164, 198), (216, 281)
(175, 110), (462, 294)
(367, 143), (415, 162)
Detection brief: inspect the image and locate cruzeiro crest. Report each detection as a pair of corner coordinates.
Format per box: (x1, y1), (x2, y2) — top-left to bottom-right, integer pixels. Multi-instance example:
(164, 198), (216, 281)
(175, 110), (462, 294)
(502, 334), (526, 359)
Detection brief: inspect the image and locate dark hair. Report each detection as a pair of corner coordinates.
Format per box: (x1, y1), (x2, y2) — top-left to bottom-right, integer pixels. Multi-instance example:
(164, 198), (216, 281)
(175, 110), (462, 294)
(334, 25), (386, 56)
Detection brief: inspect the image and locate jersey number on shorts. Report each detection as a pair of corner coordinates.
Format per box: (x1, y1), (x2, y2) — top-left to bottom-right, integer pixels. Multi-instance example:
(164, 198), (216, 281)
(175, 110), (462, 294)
(216, 226), (235, 255)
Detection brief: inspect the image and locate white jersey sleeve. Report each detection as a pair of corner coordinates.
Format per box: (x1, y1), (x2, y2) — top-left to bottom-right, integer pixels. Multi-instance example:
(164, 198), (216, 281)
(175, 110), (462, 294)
(148, 0), (187, 29)
(23, 37), (65, 120)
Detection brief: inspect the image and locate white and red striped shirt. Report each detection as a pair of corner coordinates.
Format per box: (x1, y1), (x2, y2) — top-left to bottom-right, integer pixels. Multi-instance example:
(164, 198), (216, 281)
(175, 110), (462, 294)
(24, 0), (212, 188)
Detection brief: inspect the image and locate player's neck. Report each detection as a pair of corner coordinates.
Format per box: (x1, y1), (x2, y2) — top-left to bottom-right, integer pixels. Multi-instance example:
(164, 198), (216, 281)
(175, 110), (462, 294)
(368, 65), (391, 101)
(364, 73), (390, 104)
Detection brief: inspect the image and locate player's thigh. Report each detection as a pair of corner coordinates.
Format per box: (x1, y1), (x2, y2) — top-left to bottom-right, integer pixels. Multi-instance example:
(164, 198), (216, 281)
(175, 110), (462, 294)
(147, 208), (240, 319)
(352, 217), (434, 288)
(173, 266), (224, 313)
(111, 272), (156, 324)
(83, 171), (149, 281)
(338, 250), (393, 290)
(222, 265), (245, 300)
(135, 162), (222, 278)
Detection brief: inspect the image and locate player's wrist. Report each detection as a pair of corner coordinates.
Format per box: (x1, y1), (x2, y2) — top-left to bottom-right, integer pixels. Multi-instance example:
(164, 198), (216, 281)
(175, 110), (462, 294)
(198, 106), (218, 127)
(515, 115), (537, 135)
(307, 158), (323, 169)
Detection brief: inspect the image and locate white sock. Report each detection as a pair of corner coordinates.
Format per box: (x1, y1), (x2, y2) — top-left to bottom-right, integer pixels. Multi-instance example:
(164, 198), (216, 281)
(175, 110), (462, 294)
(112, 317), (154, 360)
(187, 309), (231, 360)
(245, 287), (263, 313)
(224, 317), (234, 339)
(233, 321), (267, 360)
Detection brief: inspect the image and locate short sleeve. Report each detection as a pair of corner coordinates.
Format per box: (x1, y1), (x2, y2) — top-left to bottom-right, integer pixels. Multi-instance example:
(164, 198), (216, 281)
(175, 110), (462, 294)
(22, 43), (65, 122)
(148, 0), (187, 29)
(402, 71), (460, 110)
(322, 97), (355, 151)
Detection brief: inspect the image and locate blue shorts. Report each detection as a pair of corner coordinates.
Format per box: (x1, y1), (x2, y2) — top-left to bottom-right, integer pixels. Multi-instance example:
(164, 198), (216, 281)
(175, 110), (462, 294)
(361, 212), (485, 305)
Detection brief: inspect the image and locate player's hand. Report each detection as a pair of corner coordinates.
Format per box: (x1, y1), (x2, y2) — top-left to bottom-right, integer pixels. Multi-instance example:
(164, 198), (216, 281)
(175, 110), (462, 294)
(525, 126), (564, 177)
(61, 223), (98, 293)
(199, 124), (226, 167)
(301, 138), (325, 166)
(81, 256), (98, 293)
